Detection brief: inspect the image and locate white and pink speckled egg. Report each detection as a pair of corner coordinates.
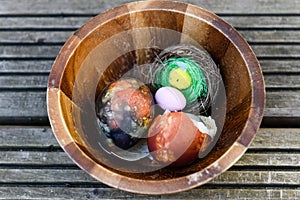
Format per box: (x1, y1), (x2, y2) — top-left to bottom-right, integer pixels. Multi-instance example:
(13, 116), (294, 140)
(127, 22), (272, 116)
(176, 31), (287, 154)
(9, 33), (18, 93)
(155, 86), (186, 111)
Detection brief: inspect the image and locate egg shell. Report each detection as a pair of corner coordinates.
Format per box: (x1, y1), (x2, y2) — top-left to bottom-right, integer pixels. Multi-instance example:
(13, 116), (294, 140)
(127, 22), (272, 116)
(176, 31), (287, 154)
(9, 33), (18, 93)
(147, 112), (207, 167)
(155, 87), (186, 111)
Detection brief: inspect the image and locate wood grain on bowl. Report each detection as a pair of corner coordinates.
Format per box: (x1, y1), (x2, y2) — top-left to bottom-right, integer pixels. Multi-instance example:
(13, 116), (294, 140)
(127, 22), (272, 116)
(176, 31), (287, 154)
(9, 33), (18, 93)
(47, 0), (265, 194)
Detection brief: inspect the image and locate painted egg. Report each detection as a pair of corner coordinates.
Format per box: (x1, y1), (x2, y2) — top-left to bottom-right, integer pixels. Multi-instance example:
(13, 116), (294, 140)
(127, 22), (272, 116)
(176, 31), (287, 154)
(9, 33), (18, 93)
(155, 86), (186, 111)
(169, 67), (192, 90)
(96, 78), (153, 150)
(147, 112), (208, 167)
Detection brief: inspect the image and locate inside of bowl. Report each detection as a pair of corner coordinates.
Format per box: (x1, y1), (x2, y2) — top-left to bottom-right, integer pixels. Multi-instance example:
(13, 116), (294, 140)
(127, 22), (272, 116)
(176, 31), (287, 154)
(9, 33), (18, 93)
(58, 7), (252, 179)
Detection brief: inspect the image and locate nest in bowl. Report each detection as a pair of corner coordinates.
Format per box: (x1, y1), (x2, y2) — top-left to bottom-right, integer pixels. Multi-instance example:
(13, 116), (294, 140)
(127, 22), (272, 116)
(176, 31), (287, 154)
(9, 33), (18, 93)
(47, 0), (265, 194)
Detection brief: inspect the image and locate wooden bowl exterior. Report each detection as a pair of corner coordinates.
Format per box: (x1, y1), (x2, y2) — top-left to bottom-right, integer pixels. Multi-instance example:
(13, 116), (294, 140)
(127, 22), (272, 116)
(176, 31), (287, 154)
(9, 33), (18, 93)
(47, 0), (265, 194)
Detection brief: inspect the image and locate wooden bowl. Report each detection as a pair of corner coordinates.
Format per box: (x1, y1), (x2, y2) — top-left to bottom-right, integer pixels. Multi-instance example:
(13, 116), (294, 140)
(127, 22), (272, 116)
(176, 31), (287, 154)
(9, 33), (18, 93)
(47, 0), (265, 194)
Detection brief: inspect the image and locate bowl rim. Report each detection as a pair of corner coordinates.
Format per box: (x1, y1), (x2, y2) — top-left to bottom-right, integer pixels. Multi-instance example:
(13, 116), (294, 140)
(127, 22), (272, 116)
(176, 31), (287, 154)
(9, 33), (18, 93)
(47, 0), (265, 195)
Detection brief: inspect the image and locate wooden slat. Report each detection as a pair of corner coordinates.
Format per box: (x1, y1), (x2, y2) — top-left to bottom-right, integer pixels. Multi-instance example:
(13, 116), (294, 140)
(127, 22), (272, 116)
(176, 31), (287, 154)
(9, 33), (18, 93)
(1, 16), (299, 29)
(0, 151), (71, 165)
(0, 17), (90, 29)
(252, 45), (300, 58)
(0, 92), (47, 118)
(235, 153), (300, 167)
(1, 168), (299, 185)
(1, 59), (299, 74)
(0, 127), (57, 148)
(1, 151), (299, 167)
(264, 74), (300, 89)
(1, 127), (299, 150)
(260, 60), (300, 73)
(223, 16), (300, 28)
(0, 32), (73, 43)
(0, 75), (48, 89)
(0, 0), (299, 14)
(0, 45), (60, 58)
(0, 45), (298, 59)
(0, 61), (53, 73)
(1, 30), (300, 44)
(250, 129), (300, 150)
(240, 31), (300, 43)
(266, 91), (300, 109)
(1, 74), (300, 89)
(0, 187), (298, 199)
(0, 90), (299, 121)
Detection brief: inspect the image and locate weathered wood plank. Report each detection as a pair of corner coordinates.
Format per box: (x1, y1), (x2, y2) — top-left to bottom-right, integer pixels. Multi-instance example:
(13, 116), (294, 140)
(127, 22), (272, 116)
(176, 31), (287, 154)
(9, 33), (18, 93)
(0, 45), (60, 58)
(251, 128), (300, 149)
(213, 171), (300, 185)
(0, 31), (73, 43)
(1, 168), (299, 185)
(164, 189), (300, 200)
(0, 92), (47, 118)
(266, 90), (300, 109)
(0, 90), (299, 121)
(223, 16), (300, 28)
(0, 45), (298, 59)
(1, 127), (299, 150)
(1, 60), (298, 74)
(1, 74), (299, 89)
(0, 187), (299, 200)
(0, 75), (48, 89)
(0, 151), (71, 165)
(1, 16), (299, 29)
(252, 45), (300, 58)
(240, 31), (300, 43)
(0, 17), (90, 29)
(1, 30), (300, 44)
(260, 60), (300, 73)
(0, 59), (299, 74)
(264, 74), (300, 89)
(0, 60), (53, 73)
(0, 126), (57, 148)
(235, 153), (300, 167)
(1, 150), (299, 167)
(0, 0), (299, 14)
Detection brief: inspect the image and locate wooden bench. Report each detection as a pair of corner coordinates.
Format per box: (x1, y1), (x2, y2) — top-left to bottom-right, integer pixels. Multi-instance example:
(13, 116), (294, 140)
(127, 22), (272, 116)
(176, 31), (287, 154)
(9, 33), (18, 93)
(0, 0), (299, 199)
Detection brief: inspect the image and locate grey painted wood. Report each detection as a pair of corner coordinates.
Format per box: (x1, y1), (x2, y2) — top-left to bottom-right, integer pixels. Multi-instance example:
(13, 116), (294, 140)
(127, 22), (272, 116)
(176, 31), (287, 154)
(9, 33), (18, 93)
(0, 0), (299, 14)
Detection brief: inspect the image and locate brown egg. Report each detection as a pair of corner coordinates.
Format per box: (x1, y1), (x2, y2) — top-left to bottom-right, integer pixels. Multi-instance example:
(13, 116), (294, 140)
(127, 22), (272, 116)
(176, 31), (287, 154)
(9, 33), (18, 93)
(147, 112), (209, 167)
